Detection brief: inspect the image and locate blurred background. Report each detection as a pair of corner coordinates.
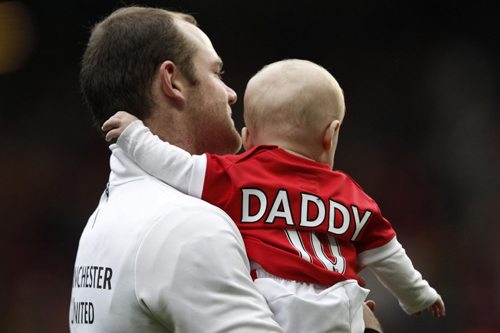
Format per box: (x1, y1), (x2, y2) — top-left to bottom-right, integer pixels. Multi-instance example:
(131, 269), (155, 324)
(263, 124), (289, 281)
(0, 0), (499, 331)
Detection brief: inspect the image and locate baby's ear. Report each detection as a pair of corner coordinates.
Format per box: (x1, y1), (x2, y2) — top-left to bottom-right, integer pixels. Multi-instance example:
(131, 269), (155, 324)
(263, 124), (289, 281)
(242, 127), (254, 151)
(322, 120), (340, 151)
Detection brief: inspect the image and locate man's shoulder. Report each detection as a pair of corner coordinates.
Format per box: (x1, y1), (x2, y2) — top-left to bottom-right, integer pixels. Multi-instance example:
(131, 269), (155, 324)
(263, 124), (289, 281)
(117, 175), (231, 220)
(132, 178), (244, 266)
(80, 176), (239, 257)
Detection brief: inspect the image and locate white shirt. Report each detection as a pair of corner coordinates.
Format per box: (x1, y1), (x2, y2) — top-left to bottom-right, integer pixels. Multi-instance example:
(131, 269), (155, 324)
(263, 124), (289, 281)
(69, 145), (283, 332)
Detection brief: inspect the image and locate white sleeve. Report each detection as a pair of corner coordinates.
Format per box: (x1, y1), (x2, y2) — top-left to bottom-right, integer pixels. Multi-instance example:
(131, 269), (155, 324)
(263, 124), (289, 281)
(135, 205), (284, 332)
(117, 120), (207, 198)
(357, 237), (438, 314)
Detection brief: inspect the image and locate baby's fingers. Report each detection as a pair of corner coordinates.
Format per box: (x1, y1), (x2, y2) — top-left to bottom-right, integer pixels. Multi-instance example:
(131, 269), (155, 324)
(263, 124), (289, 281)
(434, 295), (445, 317)
(105, 128), (122, 142)
(102, 111), (138, 141)
(428, 304), (438, 318)
(102, 117), (121, 132)
(428, 301), (446, 318)
(437, 299), (446, 317)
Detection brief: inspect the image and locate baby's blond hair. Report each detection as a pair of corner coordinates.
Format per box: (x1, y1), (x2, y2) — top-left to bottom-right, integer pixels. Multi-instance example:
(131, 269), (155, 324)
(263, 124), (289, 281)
(244, 59), (344, 146)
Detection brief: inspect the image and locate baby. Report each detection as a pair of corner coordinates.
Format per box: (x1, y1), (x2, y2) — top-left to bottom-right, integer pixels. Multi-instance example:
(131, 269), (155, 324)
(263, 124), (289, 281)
(103, 59), (445, 332)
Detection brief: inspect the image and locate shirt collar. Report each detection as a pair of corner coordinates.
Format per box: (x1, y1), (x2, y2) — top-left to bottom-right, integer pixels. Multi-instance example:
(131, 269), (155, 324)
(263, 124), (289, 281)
(109, 144), (149, 184)
(253, 145), (332, 171)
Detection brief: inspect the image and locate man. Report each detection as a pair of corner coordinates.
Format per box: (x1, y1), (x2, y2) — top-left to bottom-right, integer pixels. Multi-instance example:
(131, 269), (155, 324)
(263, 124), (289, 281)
(70, 6), (383, 332)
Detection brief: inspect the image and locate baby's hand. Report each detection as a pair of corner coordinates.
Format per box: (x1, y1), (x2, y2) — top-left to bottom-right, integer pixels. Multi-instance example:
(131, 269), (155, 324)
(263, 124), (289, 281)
(428, 294), (445, 318)
(413, 294), (445, 318)
(102, 111), (139, 142)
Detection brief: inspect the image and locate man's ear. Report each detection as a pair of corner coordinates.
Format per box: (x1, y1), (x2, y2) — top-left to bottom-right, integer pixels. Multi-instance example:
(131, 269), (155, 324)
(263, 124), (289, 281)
(242, 127), (254, 151)
(322, 120), (340, 151)
(159, 61), (186, 104)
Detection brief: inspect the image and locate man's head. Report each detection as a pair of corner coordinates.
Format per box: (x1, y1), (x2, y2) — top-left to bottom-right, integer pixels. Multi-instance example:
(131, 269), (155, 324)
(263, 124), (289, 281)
(81, 7), (197, 128)
(243, 59), (345, 167)
(81, 6), (241, 155)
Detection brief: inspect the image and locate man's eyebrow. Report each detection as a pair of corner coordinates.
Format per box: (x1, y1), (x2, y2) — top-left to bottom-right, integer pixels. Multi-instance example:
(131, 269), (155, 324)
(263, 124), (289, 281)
(214, 59), (223, 70)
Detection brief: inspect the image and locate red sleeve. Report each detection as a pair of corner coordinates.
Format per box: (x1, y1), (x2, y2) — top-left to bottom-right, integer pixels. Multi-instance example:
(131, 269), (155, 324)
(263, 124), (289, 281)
(201, 153), (235, 211)
(354, 204), (396, 254)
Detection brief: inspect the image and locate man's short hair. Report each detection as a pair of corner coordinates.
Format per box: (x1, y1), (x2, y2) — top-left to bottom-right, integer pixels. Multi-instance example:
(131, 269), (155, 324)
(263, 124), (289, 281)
(80, 6), (198, 128)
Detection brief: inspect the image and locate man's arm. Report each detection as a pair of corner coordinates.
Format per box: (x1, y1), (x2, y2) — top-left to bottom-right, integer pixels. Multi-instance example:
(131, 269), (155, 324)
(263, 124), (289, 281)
(135, 203), (284, 332)
(103, 112), (206, 198)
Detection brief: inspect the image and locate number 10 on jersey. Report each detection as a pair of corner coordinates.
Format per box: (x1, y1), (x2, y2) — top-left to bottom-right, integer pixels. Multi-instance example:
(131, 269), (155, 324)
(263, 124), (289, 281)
(284, 229), (346, 274)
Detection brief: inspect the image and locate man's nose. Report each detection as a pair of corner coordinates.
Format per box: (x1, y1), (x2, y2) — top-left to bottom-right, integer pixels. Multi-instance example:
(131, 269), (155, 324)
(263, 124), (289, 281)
(226, 84), (237, 105)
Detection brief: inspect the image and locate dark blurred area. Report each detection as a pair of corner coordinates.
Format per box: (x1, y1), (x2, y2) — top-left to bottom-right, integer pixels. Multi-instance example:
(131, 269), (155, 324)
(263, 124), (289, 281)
(0, 0), (498, 332)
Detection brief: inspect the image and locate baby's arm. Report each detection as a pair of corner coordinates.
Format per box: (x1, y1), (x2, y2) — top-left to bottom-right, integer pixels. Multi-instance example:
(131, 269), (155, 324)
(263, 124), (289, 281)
(358, 237), (445, 318)
(102, 111), (207, 198)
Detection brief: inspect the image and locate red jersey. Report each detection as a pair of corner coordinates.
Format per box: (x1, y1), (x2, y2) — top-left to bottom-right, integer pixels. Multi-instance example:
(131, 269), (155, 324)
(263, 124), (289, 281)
(202, 145), (396, 285)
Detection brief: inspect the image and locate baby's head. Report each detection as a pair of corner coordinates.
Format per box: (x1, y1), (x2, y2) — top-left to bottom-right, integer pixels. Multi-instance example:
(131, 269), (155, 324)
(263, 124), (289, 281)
(243, 59), (345, 168)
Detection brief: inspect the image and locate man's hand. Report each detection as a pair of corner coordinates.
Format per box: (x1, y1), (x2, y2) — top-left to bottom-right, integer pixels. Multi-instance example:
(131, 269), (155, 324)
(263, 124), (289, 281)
(363, 303), (383, 332)
(358, 277), (383, 332)
(102, 111), (139, 142)
(358, 277), (376, 312)
(413, 294), (445, 318)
